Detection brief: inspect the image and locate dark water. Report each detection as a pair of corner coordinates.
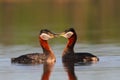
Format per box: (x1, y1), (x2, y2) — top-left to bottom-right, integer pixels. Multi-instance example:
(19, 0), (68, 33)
(0, 44), (120, 80)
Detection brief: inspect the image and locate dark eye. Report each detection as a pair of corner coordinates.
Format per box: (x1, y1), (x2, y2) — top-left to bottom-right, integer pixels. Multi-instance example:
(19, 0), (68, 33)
(40, 33), (50, 40)
(67, 33), (71, 37)
(65, 32), (73, 38)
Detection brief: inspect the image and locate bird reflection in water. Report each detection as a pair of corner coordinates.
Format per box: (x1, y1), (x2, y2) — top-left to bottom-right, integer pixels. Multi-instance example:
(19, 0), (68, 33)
(63, 61), (95, 80)
(63, 61), (77, 80)
(41, 62), (55, 80)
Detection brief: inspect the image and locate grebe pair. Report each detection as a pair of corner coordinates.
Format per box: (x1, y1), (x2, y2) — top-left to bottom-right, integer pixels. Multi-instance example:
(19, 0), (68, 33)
(11, 28), (99, 64)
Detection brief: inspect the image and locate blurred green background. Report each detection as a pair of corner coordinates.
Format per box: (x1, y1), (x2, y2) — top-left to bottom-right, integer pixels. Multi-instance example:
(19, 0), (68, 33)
(0, 0), (120, 45)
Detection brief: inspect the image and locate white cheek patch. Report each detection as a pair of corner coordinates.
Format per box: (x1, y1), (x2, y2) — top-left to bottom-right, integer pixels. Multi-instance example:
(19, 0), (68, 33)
(64, 31), (73, 38)
(40, 33), (51, 40)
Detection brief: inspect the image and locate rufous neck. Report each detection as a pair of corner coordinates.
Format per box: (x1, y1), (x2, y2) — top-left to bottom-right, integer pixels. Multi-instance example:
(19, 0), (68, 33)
(39, 38), (53, 54)
(65, 34), (77, 52)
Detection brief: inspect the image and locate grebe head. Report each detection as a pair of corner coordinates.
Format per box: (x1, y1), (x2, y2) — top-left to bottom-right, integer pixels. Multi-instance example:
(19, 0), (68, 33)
(60, 28), (76, 39)
(40, 29), (57, 40)
(60, 28), (77, 52)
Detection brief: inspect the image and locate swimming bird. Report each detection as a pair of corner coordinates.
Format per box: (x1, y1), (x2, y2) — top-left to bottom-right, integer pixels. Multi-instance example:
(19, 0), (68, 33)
(11, 29), (56, 64)
(60, 28), (99, 63)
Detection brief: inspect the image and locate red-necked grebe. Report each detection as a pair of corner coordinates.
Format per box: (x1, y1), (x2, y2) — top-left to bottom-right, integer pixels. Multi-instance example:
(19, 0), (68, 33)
(60, 28), (99, 63)
(11, 29), (56, 64)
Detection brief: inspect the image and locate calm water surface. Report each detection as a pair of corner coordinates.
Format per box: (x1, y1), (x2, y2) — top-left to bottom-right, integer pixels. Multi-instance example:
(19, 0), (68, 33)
(0, 44), (120, 80)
